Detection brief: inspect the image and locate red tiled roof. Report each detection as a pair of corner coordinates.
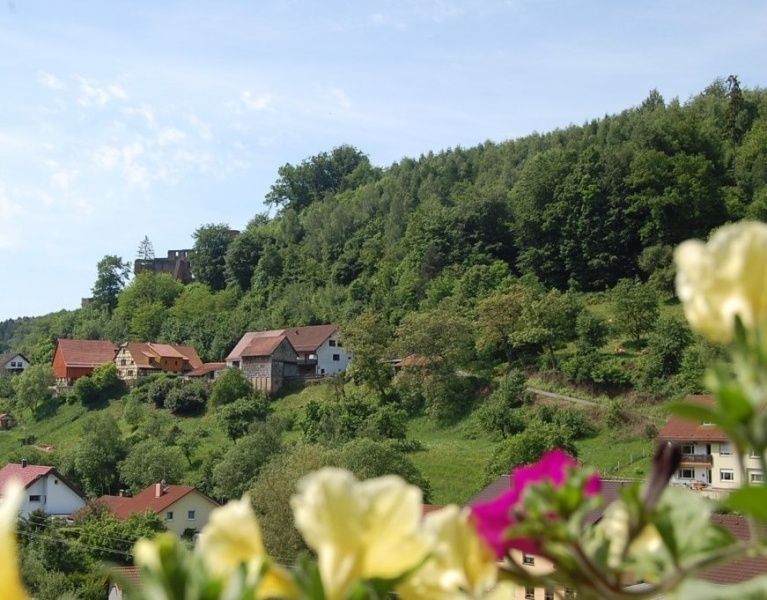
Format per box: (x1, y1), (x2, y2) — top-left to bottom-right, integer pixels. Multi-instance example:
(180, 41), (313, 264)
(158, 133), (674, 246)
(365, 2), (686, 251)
(241, 335), (291, 358)
(187, 362), (227, 377)
(658, 395), (728, 443)
(703, 514), (767, 583)
(56, 339), (116, 367)
(110, 566), (142, 589)
(0, 463), (54, 491)
(98, 484), (218, 520)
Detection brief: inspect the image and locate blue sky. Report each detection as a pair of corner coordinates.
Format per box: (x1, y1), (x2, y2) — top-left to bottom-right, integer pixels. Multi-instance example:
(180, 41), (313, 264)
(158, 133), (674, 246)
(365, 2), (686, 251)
(0, 0), (765, 320)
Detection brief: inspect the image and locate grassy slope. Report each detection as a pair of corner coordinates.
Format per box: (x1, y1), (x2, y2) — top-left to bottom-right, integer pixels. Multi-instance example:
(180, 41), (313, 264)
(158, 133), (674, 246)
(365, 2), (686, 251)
(0, 360), (669, 506)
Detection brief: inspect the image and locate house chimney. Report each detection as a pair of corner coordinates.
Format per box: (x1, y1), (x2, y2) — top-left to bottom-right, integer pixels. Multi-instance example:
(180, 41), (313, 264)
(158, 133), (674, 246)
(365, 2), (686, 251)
(155, 483), (163, 498)
(21, 459), (27, 468)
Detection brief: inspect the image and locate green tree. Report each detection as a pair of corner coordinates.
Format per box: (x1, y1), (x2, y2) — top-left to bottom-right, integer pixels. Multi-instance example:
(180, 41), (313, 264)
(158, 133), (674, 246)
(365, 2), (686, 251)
(611, 278), (660, 344)
(137, 235), (155, 260)
(209, 368), (252, 410)
(484, 422), (577, 483)
(191, 223), (234, 291)
(265, 145), (371, 211)
(575, 310), (609, 350)
(91, 255), (131, 311)
(119, 439), (186, 494)
(212, 424), (283, 499)
(12, 364), (54, 417)
(64, 413), (126, 497)
(342, 311), (395, 399)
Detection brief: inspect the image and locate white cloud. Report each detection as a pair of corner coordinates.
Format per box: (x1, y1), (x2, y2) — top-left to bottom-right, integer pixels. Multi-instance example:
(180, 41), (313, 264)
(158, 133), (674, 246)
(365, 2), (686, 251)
(94, 146), (121, 170)
(157, 127), (186, 146)
(38, 71), (65, 90)
(51, 167), (79, 191)
(76, 75), (129, 107)
(188, 114), (213, 140)
(226, 90), (274, 115)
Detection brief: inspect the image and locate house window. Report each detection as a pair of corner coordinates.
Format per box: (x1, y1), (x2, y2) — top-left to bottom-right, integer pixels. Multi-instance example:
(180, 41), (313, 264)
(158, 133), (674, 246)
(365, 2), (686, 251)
(328, 340), (336, 347)
(524, 587), (535, 600)
(720, 469), (735, 482)
(120, 359), (127, 366)
(28, 495), (41, 502)
(545, 589), (555, 600)
(187, 510), (196, 520)
(522, 553), (535, 566)
(750, 450), (761, 459)
(332, 354), (340, 361)
(751, 471), (764, 483)
(166, 511), (174, 520)
(719, 443), (732, 456)
(681, 444), (694, 455)
(677, 468), (694, 479)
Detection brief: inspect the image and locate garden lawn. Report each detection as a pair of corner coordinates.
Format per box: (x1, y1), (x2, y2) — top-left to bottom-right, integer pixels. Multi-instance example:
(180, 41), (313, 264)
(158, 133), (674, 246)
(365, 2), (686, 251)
(407, 415), (496, 506)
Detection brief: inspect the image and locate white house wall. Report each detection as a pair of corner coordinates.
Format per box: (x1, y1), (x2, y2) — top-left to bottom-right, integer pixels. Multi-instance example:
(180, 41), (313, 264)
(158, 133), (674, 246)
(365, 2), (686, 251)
(315, 335), (351, 376)
(21, 474), (84, 517)
(3, 355), (29, 373)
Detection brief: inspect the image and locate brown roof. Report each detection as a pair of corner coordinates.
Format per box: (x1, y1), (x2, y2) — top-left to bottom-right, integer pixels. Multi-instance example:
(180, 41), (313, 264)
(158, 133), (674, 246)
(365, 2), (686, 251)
(241, 335), (292, 358)
(658, 395), (728, 443)
(282, 324), (338, 352)
(226, 330), (285, 361)
(422, 504), (444, 516)
(55, 339), (116, 367)
(227, 325), (339, 361)
(123, 342), (203, 370)
(187, 362), (227, 377)
(702, 514), (767, 583)
(98, 483), (218, 520)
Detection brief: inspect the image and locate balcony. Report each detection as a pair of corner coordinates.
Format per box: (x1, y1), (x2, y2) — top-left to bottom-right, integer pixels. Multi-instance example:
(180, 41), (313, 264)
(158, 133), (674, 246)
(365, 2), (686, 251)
(680, 454), (712, 467)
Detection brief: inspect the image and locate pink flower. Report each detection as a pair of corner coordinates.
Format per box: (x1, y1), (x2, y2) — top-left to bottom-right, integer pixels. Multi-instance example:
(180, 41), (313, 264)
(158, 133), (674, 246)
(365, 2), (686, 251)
(470, 449), (601, 558)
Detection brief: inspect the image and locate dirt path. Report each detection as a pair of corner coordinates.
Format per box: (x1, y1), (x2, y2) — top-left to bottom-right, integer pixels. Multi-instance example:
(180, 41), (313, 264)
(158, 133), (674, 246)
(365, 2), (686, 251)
(526, 387), (598, 407)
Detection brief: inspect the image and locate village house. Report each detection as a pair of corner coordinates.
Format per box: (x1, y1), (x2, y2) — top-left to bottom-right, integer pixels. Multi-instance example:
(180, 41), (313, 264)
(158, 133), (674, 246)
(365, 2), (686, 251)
(114, 342), (203, 382)
(98, 482), (219, 537)
(284, 324), (351, 376)
(226, 332), (298, 394)
(0, 461), (86, 517)
(107, 566), (141, 600)
(658, 394), (762, 495)
(52, 338), (117, 387)
(0, 352), (29, 375)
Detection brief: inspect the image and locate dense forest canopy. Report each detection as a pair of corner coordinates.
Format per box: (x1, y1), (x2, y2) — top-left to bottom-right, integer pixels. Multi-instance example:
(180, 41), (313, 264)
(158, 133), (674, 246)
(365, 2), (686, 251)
(2, 78), (766, 366)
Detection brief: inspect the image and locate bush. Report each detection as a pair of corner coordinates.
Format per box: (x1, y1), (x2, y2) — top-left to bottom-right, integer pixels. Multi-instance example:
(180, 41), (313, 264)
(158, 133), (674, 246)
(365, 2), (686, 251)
(218, 394), (272, 440)
(210, 368), (253, 410)
(164, 381), (209, 415)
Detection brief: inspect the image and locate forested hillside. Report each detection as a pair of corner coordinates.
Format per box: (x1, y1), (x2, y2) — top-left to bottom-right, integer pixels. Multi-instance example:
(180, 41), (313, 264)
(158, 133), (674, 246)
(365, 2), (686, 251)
(3, 78), (766, 367)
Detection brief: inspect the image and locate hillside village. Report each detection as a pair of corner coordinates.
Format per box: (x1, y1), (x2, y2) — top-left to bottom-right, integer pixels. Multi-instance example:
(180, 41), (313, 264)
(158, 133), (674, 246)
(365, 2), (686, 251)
(1, 78), (767, 598)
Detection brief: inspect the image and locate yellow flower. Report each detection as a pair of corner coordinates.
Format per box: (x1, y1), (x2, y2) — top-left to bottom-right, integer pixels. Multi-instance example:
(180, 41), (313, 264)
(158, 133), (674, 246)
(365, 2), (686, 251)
(197, 496), (297, 599)
(291, 468), (429, 600)
(0, 482), (29, 600)
(675, 221), (767, 343)
(398, 505), (498, 600)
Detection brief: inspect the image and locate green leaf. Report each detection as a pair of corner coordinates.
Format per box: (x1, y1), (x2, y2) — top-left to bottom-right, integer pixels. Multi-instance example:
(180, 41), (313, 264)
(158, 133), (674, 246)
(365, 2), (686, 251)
(669, 575), (767, 600)
(717, 385), (754, 423)
(726, 487), (767, 521)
